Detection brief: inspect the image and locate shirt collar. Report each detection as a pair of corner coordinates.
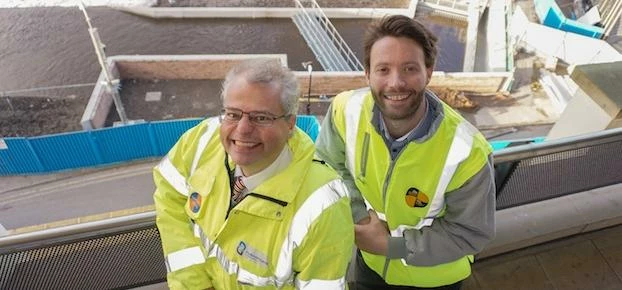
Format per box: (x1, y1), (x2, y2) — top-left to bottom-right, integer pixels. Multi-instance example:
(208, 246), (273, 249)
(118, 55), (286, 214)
(234, 145), (293, 193)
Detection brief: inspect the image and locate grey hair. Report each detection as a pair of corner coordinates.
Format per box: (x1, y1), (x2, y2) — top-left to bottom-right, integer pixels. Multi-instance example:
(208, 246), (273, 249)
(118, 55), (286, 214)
(221, 58), (300, 116)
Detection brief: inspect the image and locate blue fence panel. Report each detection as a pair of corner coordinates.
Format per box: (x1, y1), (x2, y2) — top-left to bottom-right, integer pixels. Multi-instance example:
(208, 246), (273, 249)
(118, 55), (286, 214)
(92, 123), (155, 164)
(562, 19), (603, 38)
(296, 115), (320, 142)
(535, 0), (603, 39)
(543, 6), (564, 29)
(10, 115), (539, 175)
(29, 131), (100, 172)
(0, 138), (43, 175)
(490, 137), (545, 151)
(151, 118), (203, 156)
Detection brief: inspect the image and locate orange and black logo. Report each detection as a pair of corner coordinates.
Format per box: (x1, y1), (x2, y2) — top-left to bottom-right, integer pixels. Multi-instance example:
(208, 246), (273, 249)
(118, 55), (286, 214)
(405, 187), (429, 208)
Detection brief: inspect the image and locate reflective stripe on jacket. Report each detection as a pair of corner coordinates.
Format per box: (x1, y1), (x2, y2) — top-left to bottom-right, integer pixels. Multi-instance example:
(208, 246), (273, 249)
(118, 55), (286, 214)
(154, 117), (354, 289)
(331, 89), (492, 287)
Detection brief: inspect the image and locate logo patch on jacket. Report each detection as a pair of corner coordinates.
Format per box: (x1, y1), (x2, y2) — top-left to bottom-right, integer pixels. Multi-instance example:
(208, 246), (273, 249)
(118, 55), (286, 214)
(237, 241), (268, 268)
(189, 192), (202, 213)
(405, 187), (429, 208)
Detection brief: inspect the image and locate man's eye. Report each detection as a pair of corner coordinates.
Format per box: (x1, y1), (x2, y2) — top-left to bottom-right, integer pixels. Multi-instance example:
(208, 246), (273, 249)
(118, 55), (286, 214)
(405, 66), (418, 72)
(225, 112), (239, 119)
(253, 115), (271, 122)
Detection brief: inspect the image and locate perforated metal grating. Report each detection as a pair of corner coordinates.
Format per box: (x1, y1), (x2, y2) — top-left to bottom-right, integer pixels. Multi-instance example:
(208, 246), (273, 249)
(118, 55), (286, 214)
(0, 226), (166, 290)
(496, 140), (622, 210)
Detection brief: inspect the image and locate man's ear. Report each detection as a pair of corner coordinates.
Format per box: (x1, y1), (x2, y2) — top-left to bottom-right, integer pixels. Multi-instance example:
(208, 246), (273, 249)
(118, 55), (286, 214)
(365, 69), (370, 86)
(426, 66), (434, 85)
(288, 115), (296, 135)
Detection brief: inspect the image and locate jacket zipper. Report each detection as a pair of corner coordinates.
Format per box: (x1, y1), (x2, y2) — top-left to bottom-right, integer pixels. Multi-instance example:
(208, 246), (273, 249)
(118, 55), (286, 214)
(381, 146), (407, 279)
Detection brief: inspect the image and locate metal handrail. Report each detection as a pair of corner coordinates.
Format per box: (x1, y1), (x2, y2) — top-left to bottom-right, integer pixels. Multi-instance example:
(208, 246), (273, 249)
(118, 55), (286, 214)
(0, 212), (156, 252)
(312, 10), (362, 70)
(293, 0), (363, 71)
(493, 127), (622, 163)
(423, 0), (469, 11)
(294, 3), (347, 70)
(308, 0), (363, 70)
(294, 0), (347, 70)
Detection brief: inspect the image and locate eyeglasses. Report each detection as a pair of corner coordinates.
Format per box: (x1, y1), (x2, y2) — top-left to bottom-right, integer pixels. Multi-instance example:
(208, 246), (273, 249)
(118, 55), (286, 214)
(220, 108), (289, 126)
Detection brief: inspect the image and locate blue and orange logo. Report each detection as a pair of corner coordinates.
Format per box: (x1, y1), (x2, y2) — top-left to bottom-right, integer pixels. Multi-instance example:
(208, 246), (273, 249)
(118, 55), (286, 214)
(189, 192), (202, 213)
(405, 187), (429, 208)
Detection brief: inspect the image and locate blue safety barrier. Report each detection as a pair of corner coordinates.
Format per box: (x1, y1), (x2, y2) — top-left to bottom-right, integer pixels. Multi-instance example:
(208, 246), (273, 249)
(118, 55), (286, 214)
(0, 116), (321, 175)
(489, 137), (545, 151)
(296, 115), (321, 142)
(0, 114), (547, 175)
(534, 0), (603, 38)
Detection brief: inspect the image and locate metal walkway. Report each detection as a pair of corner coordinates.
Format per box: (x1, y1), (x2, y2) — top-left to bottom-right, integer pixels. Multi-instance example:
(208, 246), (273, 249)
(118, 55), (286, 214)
(291, 0), (363, 71)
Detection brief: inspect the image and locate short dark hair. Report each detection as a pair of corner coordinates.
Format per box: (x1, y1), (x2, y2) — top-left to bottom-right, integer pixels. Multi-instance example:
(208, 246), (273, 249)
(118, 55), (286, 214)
(363, 15), (438, 70)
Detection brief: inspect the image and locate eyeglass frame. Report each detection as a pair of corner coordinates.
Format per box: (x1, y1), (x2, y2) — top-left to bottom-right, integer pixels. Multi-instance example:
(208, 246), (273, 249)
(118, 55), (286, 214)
(219, 107), (291, 126)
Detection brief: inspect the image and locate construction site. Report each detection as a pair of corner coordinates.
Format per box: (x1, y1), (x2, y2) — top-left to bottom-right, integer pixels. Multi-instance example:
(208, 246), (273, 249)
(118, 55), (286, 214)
(1, 0), (622, 289)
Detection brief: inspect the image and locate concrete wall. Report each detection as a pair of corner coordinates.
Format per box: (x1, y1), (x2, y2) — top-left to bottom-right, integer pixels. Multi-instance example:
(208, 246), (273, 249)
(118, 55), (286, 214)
(81, 54), (287, 130)
(117, 0), (421, 18)
(114, 54), (288, 80)
(157, 0), (410, 8)
(546, 90), (613, 140)
(113, 55), (510, 94)
(547, 61), (622, 139)
(82, 55), (511, 130)
(512, 6), (621, 66)
(80, 63), (121, 130)
(481, 182), (622, 258)
(117, 6), (411, 18)
(485, 0), (511, 72)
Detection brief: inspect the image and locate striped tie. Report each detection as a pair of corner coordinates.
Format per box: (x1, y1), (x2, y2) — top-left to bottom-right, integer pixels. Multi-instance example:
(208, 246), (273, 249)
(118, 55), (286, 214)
(231, 176), (246, 205)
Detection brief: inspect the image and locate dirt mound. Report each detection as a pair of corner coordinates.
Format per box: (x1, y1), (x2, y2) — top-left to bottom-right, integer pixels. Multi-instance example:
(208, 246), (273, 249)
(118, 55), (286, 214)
(0, 96), (85, 137)
(432, 88), (478, 111)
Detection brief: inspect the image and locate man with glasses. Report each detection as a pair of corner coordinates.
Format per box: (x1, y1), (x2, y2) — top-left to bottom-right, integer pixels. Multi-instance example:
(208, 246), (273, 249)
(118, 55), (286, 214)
(153, 58), (354, 290)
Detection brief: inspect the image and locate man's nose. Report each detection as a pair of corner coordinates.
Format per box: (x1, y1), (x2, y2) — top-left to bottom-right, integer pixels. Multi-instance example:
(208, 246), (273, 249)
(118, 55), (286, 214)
(389, 72), (406, 88)
(235, 114), (255, 133)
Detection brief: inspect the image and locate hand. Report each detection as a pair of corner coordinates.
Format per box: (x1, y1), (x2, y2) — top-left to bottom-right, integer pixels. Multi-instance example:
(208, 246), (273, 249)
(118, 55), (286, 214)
(357, 216), (370, 225)
(354, 210), (390, 255)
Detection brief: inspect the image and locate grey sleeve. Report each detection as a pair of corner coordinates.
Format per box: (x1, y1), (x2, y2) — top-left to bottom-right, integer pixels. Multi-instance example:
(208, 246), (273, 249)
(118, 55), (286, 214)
(386, 155), (496, 266)
(315, 106), (370, 224)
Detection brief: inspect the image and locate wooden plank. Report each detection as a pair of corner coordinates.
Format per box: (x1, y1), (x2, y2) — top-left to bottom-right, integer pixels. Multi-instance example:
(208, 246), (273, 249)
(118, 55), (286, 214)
(537, 240), (622, 289)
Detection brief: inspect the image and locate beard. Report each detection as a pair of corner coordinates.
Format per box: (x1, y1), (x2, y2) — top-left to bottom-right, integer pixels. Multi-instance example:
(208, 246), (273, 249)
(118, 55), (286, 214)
(370, 87), (425, 121)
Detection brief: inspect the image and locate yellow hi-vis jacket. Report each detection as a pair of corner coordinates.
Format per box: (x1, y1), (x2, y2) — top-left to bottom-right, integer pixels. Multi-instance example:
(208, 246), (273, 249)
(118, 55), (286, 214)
(329, 89), (492, 287)
(153, 117), (354, 289)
